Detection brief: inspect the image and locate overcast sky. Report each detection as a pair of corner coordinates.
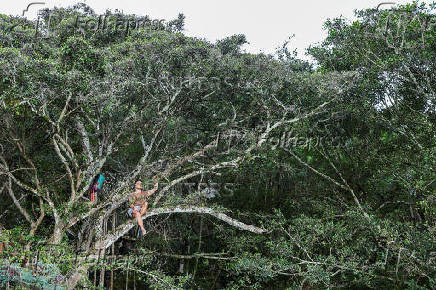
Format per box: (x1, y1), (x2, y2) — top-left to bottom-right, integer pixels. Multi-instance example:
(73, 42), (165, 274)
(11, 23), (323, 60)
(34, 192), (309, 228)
(1, 1), (433, 59)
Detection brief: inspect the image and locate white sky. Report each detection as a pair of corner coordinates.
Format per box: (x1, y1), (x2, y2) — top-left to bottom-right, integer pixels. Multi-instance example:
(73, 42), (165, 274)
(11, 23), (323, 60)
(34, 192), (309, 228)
(1, 0), (433, 59)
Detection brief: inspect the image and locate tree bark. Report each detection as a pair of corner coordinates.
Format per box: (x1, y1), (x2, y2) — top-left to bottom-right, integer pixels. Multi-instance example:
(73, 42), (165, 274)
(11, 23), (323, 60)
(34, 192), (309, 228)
(66, 264), (89, 289)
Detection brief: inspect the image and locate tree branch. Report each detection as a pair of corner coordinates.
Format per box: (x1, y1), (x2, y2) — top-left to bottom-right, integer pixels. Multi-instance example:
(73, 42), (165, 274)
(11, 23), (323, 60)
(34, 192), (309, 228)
(94, 206), (267, 249)
(5, 177), (34, 225)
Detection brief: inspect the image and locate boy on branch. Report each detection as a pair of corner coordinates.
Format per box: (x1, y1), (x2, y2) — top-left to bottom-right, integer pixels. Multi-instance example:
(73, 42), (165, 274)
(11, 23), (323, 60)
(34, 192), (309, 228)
(128, 179), (158, 235)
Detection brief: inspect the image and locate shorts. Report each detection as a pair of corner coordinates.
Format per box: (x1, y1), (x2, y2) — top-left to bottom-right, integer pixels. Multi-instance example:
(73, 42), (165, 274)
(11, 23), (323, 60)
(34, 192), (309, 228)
(127, 205), (141, 217)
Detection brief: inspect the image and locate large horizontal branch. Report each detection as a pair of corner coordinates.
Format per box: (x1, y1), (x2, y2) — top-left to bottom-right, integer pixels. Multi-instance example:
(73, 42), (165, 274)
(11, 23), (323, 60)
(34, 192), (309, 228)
(94, 206), (267, 250)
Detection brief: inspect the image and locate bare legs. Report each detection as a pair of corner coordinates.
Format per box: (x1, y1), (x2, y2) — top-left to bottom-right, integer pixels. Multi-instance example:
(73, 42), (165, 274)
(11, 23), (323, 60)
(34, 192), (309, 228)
(140, 201), (148, 215)
(132, 201), (148, 235)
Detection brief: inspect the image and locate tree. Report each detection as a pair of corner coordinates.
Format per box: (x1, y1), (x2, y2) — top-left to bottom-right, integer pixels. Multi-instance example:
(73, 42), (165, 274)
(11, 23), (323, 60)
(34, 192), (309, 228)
(0, 4), (346, 288)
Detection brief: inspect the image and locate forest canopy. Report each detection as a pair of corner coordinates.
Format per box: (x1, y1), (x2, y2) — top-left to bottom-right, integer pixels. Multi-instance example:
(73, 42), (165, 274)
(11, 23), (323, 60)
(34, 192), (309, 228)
(0, 2), (435, 289)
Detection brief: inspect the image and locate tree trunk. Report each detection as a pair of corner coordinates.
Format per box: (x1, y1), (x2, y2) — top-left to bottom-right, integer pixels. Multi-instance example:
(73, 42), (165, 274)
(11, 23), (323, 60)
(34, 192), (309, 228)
(51, 222), (65, 244)
(66, 264), (89, 289)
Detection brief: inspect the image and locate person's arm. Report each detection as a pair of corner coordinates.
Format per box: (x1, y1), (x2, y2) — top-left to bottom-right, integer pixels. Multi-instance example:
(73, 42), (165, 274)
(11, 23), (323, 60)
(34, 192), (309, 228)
(145, 182), (159, 197)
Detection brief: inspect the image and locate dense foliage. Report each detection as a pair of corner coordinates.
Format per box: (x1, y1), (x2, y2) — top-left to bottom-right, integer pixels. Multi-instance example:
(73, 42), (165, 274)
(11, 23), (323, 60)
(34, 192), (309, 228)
(0, 2), (434, 289)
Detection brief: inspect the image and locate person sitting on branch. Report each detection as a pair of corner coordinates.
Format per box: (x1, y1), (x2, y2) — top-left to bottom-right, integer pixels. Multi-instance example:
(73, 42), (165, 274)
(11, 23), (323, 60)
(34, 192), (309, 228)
(127, 179), (158, 235)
